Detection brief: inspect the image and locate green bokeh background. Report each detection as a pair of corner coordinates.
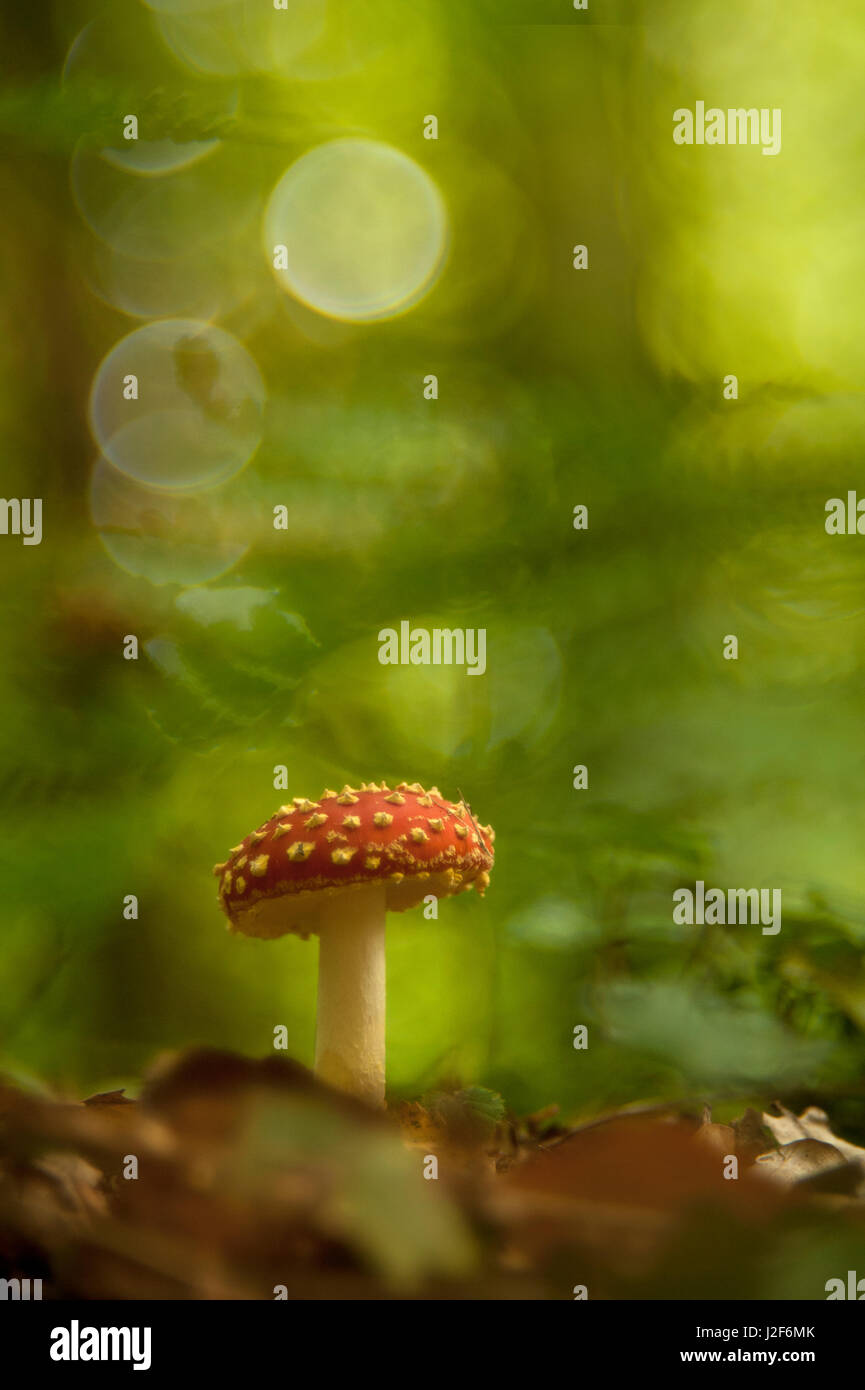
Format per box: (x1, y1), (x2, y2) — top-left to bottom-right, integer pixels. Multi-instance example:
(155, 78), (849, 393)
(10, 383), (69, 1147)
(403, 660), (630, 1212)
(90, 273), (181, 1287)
(2, 0), (865, 1137)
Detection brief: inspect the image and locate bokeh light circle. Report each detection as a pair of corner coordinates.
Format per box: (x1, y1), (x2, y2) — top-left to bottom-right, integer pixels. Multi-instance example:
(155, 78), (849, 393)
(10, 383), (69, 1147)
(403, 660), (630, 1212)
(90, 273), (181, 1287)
(143, 0), (237, 14)
(264, 138), (447, 321)
(90, 457), (249, 586)
(85, 229), (264, 322)
(155, 0), (327, 77)
(71, 138), (261, 262)
(98, 138), (219, 178)
(89, 319), (266, 490)
(63, 11), (236, 178)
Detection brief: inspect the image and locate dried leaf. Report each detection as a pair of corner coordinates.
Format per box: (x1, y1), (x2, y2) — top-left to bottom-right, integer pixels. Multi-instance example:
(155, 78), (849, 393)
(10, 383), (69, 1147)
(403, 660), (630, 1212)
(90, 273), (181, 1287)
(763, 1105), (865, 1170)
(755, 1138), (846, 1184)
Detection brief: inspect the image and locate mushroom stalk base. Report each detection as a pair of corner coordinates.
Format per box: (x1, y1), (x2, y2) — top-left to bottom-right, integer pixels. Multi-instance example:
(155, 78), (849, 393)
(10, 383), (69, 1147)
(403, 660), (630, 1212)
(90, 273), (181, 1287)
(314, 883), (386, 1107)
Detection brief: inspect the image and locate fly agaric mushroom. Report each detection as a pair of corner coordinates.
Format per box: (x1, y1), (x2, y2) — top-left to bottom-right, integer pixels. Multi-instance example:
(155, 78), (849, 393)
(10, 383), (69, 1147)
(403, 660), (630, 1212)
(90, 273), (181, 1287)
(213, 782), (494, 1107)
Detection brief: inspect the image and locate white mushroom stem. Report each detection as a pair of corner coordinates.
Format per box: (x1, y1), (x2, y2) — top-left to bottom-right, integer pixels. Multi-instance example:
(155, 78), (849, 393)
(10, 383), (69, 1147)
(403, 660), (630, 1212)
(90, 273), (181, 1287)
(314, 882), (387, 1107)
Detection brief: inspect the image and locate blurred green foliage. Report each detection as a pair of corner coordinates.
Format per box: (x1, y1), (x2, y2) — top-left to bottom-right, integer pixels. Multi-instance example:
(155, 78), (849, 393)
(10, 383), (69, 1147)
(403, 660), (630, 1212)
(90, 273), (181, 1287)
(0, 0), (864, 1153)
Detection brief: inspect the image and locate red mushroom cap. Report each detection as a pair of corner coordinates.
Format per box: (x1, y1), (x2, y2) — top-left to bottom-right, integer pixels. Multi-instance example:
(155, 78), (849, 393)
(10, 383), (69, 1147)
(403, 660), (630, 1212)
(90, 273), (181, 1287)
(213, 782), (495, 939)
